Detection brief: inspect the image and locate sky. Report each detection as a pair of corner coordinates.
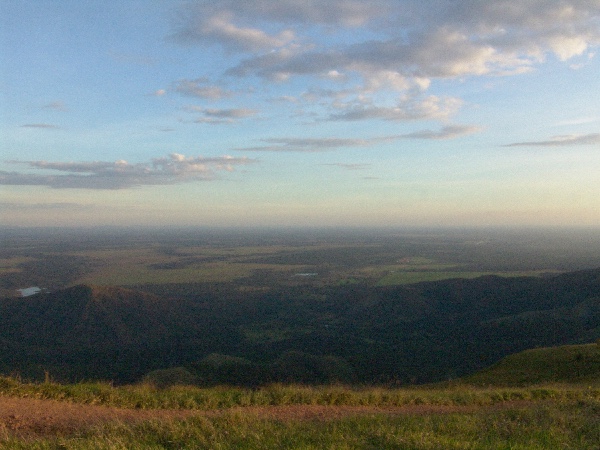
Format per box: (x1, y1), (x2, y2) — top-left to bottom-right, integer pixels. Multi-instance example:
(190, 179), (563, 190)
(1, 0), (599, 229)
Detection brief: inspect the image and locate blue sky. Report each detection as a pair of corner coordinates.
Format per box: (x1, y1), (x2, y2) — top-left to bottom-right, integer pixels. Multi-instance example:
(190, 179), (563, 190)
(1, 0), (599, 228)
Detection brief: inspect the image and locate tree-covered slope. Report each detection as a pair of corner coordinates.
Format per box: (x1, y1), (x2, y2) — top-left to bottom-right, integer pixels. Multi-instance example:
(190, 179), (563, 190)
(1, 268), (599, 384)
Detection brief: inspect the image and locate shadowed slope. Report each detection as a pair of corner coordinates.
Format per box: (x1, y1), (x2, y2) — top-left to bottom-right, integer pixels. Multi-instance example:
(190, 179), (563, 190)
(1, 269), (599, 385)
(0, 285), (240, 382)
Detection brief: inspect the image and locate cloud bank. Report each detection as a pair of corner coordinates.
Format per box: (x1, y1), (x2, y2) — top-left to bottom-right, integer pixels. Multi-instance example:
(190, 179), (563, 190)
(401, 125), (482, 140)
(170, 0), (600, 123)
(237, 137), (391, 152)
(236, 125), (479, 152)
(2, 154), (257, 189)
(0, 202), (92, 211)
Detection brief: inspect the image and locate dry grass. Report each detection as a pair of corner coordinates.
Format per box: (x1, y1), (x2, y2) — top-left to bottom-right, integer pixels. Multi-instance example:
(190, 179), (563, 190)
(0, 395), (539, 439)
(0, 396), (193, 438)
(1, 382), (599, 448)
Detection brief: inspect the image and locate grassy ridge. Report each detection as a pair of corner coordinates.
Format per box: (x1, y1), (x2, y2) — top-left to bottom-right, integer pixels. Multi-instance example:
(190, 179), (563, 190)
(463, 343), (600, 386)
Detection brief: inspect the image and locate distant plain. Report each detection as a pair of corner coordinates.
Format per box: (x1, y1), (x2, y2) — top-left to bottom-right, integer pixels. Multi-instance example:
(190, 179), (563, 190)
(2, 227), (599, 297)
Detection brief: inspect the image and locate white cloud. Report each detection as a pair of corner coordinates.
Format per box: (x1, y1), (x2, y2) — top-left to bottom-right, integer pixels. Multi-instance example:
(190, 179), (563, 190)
(237, 136), (390, 152)
(187, 107), (258, 124)
(361, 70), (411, 92)
(555, 116), (600, 126)
(175, 1), (600, 123)
(199, 13), (295, 52)
(328, 95), (462, 122)
(548, 35), (589, 61)
(173, 6), (298, 52)
(401, 125), (482, 140)
(321, 70), (347, 82)
(236, 125), (477, 151)
(174, 0), (392, 35)
(174, 78), (231, 99)
(20, 123), (60, 129)
(504, 133), (600, 147)
(202, 108), (258, 119)
(2, 154), (257, 189)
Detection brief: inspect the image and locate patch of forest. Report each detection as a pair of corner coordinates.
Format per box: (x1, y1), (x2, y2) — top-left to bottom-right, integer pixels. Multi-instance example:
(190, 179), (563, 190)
(0, 268), (598, 385)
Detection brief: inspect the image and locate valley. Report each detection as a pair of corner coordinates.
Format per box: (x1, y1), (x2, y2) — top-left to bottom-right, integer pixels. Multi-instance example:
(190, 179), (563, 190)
(1, 227), (599, 387)
(1, 227), (600, 448)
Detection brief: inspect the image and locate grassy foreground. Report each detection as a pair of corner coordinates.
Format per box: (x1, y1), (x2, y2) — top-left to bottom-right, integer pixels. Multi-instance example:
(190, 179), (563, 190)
(2, 375), (600, 409)
(3, 403), (600, 450)
(1, 377), (599, 449)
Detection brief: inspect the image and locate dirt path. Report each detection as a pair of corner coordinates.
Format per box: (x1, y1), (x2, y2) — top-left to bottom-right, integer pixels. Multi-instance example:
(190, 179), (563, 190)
(0, 396), (195, 437)
(0, 395), (522, 438)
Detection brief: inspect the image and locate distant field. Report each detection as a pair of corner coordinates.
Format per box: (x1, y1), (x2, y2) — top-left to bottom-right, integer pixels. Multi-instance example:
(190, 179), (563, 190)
(72, 246), (312, 286)
(0, 257), (34, 275)
(359, 257), (562, 286)
(71, 248), (564, 288)
(76, 261), (305, 285)
(376, 270), (559, 286)
(2, 227), (597, 295)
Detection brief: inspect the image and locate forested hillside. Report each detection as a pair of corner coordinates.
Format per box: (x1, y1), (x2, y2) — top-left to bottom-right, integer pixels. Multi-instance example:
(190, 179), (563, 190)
(1, 269), (598, 384)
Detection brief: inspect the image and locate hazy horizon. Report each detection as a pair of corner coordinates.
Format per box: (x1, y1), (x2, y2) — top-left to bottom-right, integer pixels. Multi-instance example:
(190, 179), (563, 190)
(2, 1), (599, 228)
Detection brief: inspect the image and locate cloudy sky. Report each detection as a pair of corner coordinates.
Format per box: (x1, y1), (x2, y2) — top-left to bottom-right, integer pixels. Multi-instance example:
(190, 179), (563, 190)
(1, 0), (599, 228)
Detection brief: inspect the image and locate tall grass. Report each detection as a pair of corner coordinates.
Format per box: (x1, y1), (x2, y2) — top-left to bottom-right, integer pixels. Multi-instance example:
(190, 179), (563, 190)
(2, 399), (599, 449)
(1, 376), (598, 410)
(2, 376), (599, 448)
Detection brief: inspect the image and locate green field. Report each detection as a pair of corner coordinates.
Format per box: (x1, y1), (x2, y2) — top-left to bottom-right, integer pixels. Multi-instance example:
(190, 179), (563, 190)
(3, 228), (591, 296)
(77, 261), (304, 286)
(376, 270), (558, 286)
(69, 246), (311, 286)
(70, 248), (560, 289)
(0, 257), (35, 275)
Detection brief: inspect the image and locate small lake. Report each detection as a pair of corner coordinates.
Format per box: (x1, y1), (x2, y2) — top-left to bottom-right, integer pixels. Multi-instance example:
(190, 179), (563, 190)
(17, 287), (42, 297)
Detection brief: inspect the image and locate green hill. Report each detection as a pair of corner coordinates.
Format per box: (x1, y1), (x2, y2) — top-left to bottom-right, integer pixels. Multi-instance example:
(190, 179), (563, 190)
(462, 343), (600, 386)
